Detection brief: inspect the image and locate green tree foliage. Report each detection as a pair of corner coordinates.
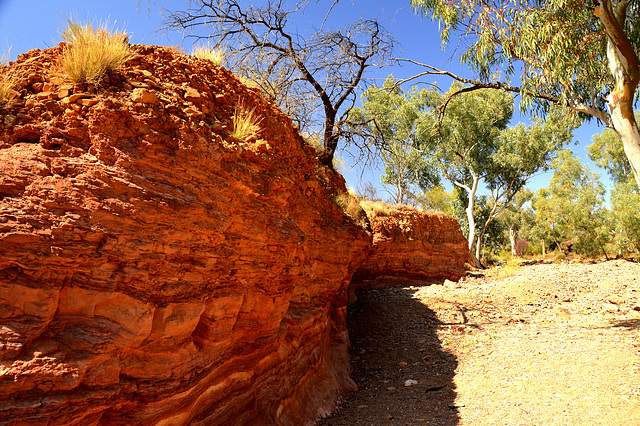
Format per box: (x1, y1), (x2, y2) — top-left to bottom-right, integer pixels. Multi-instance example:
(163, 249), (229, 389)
(474, 106), (577, 259)
(499, 189), (535, 256)
(532, 150), (610, 258)
(588, 120), (640, 255)
(588, 116), (638, 184)
(418, 186), (455, 213)
(349, 76), (439, 204)
(610, 181), (640, 254)
(418, 83), (574, 262)
(418, 83), (514, 257)
(410, 0), (640, 188)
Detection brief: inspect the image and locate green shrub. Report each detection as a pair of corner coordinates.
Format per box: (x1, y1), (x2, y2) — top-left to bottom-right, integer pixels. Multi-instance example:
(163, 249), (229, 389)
(60, 19), (132, 84)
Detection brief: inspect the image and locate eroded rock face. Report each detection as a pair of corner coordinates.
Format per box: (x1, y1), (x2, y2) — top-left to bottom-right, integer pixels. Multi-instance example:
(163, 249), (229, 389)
(352, 208), (468, 287)
(0, 45), (370, 425)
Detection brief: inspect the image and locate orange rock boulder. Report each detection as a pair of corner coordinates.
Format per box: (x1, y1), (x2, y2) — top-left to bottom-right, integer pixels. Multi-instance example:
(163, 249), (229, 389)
(0, 45), (370, 425)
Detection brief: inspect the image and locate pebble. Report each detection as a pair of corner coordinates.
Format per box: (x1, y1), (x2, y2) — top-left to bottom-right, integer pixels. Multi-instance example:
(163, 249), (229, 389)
(131, 88), (159, 105)
(608, 295), (622, 305)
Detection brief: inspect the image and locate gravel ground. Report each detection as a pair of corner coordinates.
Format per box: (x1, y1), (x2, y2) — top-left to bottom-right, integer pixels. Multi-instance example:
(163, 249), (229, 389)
(320, 259), (640, 426)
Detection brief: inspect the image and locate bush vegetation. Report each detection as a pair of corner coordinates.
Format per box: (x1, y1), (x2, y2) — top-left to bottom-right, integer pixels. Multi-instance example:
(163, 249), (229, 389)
(359, 199), (414, 218)
(333, 192), (368, 227)
(0, 56), (16, 108)
(60, 19), (132, 84)
(192, 43), (225, 66)
(231, 103), (263, 140)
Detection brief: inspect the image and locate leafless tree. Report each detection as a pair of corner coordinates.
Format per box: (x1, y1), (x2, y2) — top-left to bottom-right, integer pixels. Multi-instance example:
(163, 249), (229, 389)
(223, 48), (320, 134)
(160, 0), (395, 166)
(355, 181), (380, 201)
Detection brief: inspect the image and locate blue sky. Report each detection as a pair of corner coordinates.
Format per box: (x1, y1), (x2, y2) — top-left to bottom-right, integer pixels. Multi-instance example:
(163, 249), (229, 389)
(0, 0), (611, 198)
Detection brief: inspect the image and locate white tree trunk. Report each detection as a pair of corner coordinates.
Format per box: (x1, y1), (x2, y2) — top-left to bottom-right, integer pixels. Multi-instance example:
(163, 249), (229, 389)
(453, 173), (481, 267)
(596, 0), (640, 187)
(509, 227), (517, 257)
(465, 173), (479, 252)
(610, 104), (640, 186)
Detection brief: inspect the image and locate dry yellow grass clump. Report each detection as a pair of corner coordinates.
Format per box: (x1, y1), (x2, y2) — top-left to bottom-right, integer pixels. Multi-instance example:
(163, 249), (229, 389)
(192, 43), (225, 66)
(0, 62), (17, 107)
(359, 199), (415, 218)
(231, 103), (263, 140)
(60, 19), (132, 84)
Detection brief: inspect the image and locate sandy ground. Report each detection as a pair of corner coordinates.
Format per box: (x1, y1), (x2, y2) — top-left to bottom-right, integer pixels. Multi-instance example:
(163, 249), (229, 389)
(320, 259), (640, 425)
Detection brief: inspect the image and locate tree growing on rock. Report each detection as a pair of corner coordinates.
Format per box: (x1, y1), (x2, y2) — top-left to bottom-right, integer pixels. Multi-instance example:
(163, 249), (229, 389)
(410, 0), (640, 189)
(160, 0), (395, 167)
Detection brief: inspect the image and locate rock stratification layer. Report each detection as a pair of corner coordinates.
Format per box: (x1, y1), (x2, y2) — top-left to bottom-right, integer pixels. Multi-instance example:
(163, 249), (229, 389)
(0, 45), (370, 425)
(352, 208), (468, 287)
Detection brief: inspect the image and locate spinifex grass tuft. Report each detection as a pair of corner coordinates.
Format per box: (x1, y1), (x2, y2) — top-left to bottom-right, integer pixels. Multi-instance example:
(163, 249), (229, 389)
(192, 43), (225, 66)
(60, 19), (132, 85)
(0, 53), (17, 108)
(231, 103), (263, 140)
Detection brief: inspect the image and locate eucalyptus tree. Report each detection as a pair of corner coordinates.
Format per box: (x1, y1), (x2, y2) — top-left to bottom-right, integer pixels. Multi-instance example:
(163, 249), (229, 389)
(609, 180), (640, 254)
(588, 115), (638, 184)
(417, 83), (514, 259)
(588, 119), (640, 254)
(472, 107), (577, 260)
(410, 0), (640, 188)
(348, 76), (439, 204)
(161, 0), (395, 166)
(533, 150), (610, 257)
(415, 83), (574, 263)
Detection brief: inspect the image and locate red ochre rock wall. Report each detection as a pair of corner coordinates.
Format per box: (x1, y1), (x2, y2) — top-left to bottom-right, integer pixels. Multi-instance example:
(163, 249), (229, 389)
(352, 208), (469, 287)
(0, 45), (370, 425)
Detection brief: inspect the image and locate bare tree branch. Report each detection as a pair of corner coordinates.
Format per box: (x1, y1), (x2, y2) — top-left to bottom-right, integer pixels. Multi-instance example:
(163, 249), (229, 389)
(393, 57), (614, 127)
(161, 0), (395, 167)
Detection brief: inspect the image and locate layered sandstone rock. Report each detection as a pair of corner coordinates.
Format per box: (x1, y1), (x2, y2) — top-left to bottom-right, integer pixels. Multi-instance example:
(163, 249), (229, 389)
(0, 45), (370, 425)
(352, 207), (468, 287)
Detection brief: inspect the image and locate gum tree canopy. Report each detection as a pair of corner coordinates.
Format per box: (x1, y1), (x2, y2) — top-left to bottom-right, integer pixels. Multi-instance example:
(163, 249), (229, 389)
(410, 0), (640, 188)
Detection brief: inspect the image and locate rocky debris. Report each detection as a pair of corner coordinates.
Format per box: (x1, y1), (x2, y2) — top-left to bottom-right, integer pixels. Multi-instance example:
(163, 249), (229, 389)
(352, 208), (468, 288)
(0, 44), (371, 425)
(322, 260), (640, 425)
(130, 87), (159, 104)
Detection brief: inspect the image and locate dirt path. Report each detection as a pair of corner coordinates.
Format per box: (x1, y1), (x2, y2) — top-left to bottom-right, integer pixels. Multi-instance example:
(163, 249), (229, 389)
(320, 260), (640, 425)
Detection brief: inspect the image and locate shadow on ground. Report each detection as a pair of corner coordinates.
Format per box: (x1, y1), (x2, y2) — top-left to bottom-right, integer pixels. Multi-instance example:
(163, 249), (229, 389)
(320, 287), (459, 425)
(611, 318), (640, 330)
